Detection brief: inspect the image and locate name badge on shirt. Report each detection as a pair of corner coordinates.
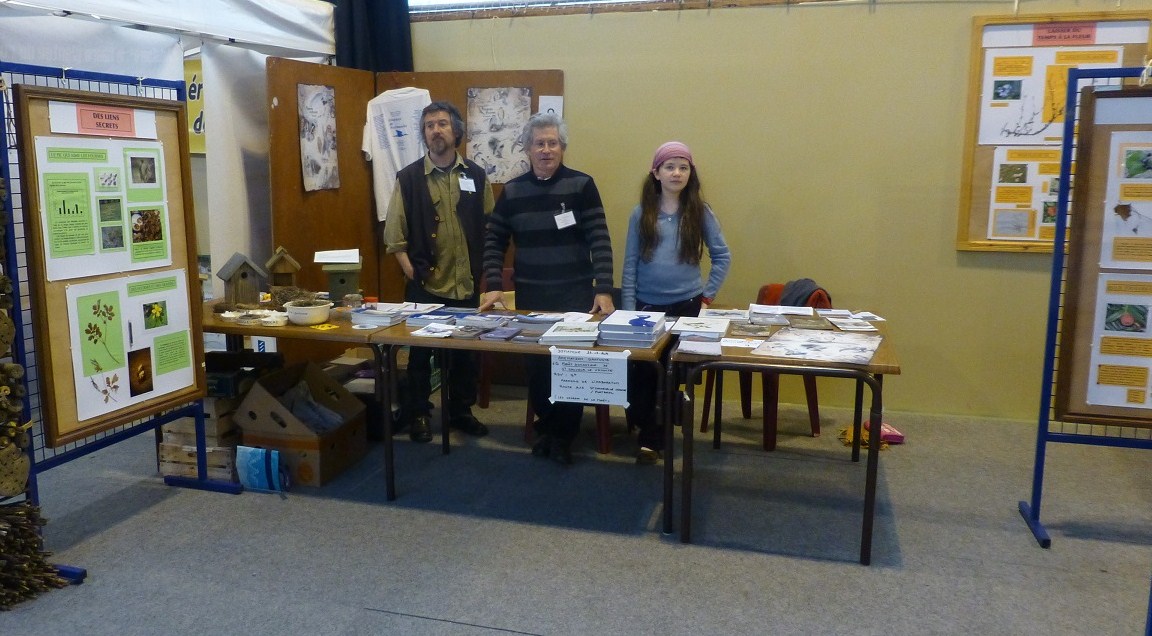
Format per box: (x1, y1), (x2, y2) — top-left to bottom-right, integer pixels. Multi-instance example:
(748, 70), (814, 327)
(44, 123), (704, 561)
(458, 176), (476, 192)
(554, 204), (576, 229)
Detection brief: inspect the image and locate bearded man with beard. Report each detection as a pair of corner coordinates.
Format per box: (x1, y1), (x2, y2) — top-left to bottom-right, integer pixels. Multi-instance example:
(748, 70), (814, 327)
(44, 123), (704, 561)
(383, 101), (494, 443)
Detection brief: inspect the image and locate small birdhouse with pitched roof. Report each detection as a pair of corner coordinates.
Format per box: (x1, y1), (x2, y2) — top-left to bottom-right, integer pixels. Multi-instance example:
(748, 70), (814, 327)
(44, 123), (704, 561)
(264, 246), (302, 292)
(216, 252), (267, 307)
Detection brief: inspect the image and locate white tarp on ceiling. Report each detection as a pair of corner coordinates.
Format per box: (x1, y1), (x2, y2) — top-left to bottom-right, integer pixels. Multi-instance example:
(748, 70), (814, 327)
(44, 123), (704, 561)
(1, 0), (334, 57)
(0, 0), (335, 298)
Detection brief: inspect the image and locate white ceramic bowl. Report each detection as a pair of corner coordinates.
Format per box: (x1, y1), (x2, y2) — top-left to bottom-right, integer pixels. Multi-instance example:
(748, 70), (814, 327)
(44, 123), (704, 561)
(283, 301), (332, 326)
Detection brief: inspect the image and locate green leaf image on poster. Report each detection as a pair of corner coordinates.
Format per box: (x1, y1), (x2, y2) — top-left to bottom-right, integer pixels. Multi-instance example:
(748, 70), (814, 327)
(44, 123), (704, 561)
(77, 290), (124, 378)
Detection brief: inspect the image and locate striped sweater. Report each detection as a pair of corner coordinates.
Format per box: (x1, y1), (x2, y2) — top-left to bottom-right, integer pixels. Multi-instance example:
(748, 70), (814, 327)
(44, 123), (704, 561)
(483, 164), (614, 296)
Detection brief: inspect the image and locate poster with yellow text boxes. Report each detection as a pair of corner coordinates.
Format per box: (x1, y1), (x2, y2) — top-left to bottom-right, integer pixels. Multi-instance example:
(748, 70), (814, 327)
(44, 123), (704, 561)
(987, 146), (1062, 240)
(1088, 273), (1152, 408)
(980, 46), (1123, 146)
(1102, 131), (1152, 269)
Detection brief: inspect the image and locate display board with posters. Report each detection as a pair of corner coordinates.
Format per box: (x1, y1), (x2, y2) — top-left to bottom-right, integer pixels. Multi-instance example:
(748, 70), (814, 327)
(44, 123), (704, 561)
(12, 85), (205, 445)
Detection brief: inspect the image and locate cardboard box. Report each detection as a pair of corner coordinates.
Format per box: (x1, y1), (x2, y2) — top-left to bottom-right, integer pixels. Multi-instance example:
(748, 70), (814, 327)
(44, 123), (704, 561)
(235, 362), (368, 487)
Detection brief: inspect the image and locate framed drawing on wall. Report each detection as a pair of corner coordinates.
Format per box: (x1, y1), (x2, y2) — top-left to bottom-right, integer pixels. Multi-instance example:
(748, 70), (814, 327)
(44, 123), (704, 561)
(956, 11), (1152, 253)
(12, 85), (205, 446)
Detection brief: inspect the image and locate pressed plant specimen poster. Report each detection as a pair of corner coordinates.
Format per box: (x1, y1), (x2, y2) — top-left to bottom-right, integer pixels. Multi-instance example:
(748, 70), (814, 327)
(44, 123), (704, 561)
(65, 270), (193, 421)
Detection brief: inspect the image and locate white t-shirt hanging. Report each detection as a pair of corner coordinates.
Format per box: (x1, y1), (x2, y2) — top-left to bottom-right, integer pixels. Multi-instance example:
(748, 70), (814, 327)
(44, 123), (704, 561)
(362, 87), (431, 222)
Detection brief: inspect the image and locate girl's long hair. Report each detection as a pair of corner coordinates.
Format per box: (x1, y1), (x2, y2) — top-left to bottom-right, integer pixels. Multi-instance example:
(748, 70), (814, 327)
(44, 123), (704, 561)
(638, 166), (706, 264)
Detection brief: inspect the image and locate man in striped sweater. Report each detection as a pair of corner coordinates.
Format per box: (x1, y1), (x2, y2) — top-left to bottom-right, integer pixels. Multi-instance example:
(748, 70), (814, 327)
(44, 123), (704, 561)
(479, 112), (615, 465)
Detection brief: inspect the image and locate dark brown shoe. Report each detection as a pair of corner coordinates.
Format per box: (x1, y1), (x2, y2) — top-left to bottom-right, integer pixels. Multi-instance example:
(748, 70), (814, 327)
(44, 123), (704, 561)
(408, 415), (433, 443)
(450, 414), (489, 437)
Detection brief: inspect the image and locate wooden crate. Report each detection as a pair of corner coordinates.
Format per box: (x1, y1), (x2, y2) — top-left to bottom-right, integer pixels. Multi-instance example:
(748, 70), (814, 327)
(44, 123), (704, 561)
(158, 442), (237, 482)
(161, 429), (239, 448)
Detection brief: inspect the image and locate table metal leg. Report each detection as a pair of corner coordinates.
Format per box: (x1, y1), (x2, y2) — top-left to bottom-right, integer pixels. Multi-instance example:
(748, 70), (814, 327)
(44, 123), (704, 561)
(680, 364), (698, 543)
(437, 348), (450, 455)
(375, 344), (396, 501)
(860, 374), (883, 565)
(852, 378), (864, 462)
(663, 359), (677, 535)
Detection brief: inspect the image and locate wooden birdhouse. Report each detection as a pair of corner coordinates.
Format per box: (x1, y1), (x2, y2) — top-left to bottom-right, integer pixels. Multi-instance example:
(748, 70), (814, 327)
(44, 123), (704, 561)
(216, 252), (267, 308)
(264, 246), (302, 292)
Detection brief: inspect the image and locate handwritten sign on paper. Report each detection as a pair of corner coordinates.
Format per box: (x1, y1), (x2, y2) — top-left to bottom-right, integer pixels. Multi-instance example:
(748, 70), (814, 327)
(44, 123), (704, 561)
(549, 346), (630, 406)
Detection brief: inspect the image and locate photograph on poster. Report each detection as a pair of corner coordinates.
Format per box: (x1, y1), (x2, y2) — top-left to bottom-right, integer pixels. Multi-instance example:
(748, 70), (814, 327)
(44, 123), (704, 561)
(65, 269), (194, 422)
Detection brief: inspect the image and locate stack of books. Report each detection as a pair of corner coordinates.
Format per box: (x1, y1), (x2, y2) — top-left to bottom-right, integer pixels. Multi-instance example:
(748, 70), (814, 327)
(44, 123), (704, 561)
(511, 326), (549, 343)
(479, 325), (523, 341)
(539, 321), (600, 347)
(596, 309), (666, 348)
(350, 307), (405, 327)
(405, 306), (478, 328)
(405, 312), (457, 328)
(450, 325), (492, 339)
(669, 316), (730, 341)
(459, 312), (514, 330)
(748, 303), (808, 326)
(511, 312), (568, 325)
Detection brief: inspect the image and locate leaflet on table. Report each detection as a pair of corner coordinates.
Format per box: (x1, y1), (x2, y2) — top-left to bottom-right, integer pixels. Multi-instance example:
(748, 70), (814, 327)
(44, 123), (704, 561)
(749, 304), (813, 316)
(36, 136), (173, 281)
(827, 317), (879, 332)
(752, 327), (882, 364)
(411, 323), (455, 337)
(699, 307), (749, 321)
(374, 302), (443, 314)
(677, 340), (723, 356)
(720, 338), (764, 348)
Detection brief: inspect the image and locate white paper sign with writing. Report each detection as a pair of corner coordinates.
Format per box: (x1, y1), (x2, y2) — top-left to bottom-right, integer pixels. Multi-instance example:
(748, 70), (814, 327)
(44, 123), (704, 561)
(549, 346), (631, 406)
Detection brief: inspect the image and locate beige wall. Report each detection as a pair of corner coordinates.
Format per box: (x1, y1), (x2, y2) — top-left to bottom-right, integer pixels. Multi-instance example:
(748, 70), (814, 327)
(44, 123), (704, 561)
(414, 1), (1149, 420)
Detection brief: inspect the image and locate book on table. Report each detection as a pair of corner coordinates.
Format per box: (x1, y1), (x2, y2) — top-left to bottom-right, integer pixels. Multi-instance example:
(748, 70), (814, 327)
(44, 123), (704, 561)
(459, 312), (514, 329)
(450, 325), (491, 339)
(479, 325), (522, 341)
(511, 327), (548, 344)
(786, 314), (834, 330)
(512, 312), (568, 324)
(406, 312), (457, 327)
(350, 308), (404, 327)
(539, 321), (600, 344)
(597, 332), (661, 348)
(669, 316), (730, 341)
(728, 322), (777, 337)
(598, 309), (667, 335)
(748, 303), (809, 326)
(699, 307), (749, 321)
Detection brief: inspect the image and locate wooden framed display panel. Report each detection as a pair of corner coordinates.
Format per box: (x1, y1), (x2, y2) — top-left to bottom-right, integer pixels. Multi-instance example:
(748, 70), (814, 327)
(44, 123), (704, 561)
(12, 85), (205, 445)
(957, 12), (1152, 253)
(1056, 86), (1152, 428)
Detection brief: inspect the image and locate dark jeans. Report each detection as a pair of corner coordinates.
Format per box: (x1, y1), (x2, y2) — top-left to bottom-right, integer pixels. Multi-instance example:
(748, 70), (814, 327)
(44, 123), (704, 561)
(517, 282), (595, 443)
(400, 280), (478, 421)
(626, 294), (703, 450)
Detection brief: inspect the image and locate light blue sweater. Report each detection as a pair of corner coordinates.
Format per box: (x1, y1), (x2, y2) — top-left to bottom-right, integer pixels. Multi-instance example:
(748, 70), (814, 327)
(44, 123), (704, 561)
(620, 204), (731, 310)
